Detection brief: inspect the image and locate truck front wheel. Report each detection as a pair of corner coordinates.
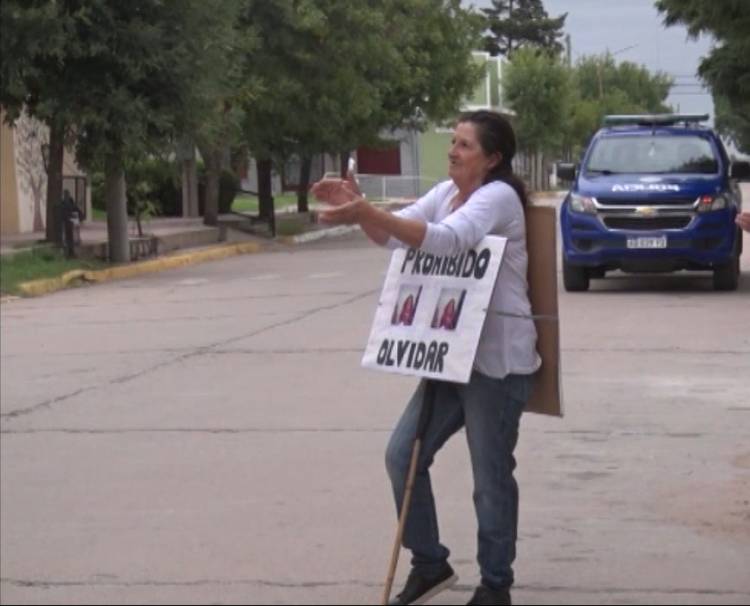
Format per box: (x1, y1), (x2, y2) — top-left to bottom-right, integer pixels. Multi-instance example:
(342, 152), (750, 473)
(563, 256), (590, 292)
(713, 242), (740, 291)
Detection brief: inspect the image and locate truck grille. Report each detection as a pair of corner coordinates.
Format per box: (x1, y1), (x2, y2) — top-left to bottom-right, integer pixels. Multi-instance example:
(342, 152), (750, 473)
(596, 197), (695, 207)
(602, 216), (692, 230)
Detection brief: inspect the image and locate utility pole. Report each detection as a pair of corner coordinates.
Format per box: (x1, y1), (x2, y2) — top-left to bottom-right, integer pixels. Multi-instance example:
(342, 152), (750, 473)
(598, 44), (639, 99)
(505, 0), (515, 57)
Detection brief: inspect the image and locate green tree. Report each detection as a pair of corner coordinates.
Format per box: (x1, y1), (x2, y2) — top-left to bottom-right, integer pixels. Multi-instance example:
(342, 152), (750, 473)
(714, 94), (750, 152)
(1, 1), (77, 244)
(502, 47), (572, 154)
(187, 0), (252, 226)
(1, 1), (240, 261)
(239, 0), (388, 218)
(482, 0), (567, 58)
(240, 0), (483, 217)
(70, 2), (221, 261)
(566, 54), (673, 153)
(655, 0), (750, 151)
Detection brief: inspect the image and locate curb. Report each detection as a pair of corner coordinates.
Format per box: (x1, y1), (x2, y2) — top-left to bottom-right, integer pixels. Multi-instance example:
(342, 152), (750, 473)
(10, 223), (361, 299)
(11, 223), (360, 298)
(16, 241), (264, 297)
(278, 224), (360, 244)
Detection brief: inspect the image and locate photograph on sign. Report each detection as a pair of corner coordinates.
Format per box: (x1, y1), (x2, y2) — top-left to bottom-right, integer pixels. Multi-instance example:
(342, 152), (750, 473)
(391, 284), (422, 327)
(430, 288), (466, 331)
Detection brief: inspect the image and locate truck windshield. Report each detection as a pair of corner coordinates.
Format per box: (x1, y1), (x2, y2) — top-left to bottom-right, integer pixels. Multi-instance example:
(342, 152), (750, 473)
(585, 135), (718, 175)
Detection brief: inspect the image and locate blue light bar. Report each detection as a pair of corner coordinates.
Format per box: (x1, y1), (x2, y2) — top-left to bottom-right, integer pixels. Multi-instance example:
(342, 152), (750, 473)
(603, 113), (709, 126)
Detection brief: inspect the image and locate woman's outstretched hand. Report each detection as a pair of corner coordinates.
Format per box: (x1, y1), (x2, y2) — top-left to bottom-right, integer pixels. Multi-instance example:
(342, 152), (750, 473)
(311, 167), (422, 247)
(311, 170), (368, 225)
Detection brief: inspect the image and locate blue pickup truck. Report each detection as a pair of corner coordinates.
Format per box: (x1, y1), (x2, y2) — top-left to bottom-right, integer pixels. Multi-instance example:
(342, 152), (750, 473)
(558, 114), (750, 291)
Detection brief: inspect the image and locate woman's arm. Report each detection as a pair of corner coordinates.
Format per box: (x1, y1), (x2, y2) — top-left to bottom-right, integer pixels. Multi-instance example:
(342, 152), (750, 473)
(311, 175), (428, 247)
(320, 198), (426, 247)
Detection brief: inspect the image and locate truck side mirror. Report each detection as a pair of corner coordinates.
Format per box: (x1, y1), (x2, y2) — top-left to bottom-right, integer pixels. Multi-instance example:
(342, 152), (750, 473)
(729, 161), (750, 180)
(557, 163), (577, 182)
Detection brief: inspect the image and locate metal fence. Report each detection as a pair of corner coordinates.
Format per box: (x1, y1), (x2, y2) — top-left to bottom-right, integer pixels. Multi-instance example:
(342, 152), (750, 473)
(513, 151), (552, 192)
(355, 174), (441, 201)
(321, 152), (553, 205)
(319, 172), (442, 202)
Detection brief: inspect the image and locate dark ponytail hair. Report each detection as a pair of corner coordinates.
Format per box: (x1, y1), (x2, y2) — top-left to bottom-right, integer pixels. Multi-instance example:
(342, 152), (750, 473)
(458, 110), (528, 207)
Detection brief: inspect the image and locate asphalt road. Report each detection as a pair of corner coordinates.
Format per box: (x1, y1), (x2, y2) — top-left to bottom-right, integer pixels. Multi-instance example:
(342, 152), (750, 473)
(1, 208), (749, 604)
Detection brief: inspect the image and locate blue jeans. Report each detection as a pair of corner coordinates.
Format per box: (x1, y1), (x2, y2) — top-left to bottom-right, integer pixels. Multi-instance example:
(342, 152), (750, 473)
(385, 371), (532, 590)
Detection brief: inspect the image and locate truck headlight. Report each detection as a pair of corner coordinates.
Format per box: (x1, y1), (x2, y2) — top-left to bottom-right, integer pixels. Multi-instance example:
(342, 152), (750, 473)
(696, 194), (727, 212)
(569, 193), (597, 214)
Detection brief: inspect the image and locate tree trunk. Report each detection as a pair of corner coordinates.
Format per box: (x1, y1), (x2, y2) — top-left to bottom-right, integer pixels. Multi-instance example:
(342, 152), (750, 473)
(182, 162), (198, 218)
(297, 155), (312, 213)
(179, 139), (199, 217)
(44, 121), (65, 244)
(339, 150), (351, 178)
(203, 147), (221, 226)
(32, 188), (45, 233)
(257, 158), (274, 221)
(231, 145), (248, 181)
(105, 155), (130, 263)
(220, 144), (232, 171)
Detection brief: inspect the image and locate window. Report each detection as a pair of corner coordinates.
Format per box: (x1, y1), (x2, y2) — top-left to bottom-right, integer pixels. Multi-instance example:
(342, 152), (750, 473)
(585, 135), (718, 175)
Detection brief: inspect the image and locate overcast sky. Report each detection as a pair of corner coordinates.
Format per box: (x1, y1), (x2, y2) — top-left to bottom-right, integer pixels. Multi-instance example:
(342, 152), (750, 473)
(469, 0), (715, 121)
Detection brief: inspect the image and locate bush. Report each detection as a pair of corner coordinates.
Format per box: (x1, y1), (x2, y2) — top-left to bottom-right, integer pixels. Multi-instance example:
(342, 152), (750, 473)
(127, 157), (181, 217)
(90, 171), (106, 212)
(198, 169), (239, 215)
(219, 170), (239, 214)
(89, 158), (182, 217)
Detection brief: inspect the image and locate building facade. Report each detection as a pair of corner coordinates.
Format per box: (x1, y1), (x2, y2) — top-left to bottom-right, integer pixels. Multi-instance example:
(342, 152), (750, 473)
(355, 52), (515, 201)
(0, 109), (90, 235)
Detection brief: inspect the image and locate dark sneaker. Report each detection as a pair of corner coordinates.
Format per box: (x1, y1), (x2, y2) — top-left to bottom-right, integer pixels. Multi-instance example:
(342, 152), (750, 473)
(388, 563), (458, 605)
(466, 584), (511, 605)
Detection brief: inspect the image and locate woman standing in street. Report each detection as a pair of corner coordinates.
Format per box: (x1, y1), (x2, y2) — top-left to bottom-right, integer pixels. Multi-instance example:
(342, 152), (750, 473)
(312, 111), (540, 606)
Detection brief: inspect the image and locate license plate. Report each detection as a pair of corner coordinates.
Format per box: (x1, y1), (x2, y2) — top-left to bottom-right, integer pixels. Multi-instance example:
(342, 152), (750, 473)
(626, 236), (667, 249)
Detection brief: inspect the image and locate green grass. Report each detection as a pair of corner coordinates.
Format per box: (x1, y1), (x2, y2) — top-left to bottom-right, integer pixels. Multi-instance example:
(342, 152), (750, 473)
(276, 213), (313, 236)
(231, 193), (258, 213)
(0, 248), (106, 296)
(90, 193), (304, 219)
(232, 192), (300, 213)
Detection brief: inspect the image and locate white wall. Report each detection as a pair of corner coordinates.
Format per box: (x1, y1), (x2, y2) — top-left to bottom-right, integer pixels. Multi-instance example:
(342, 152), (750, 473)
(13, 112), (48, 233)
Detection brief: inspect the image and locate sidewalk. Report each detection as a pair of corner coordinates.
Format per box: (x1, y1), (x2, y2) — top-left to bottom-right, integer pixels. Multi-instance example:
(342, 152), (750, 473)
(0, 213), (361, 299)
(0, 193), (562, 259)
(0, 195), (560, 298)
(0, 217), (222, 258)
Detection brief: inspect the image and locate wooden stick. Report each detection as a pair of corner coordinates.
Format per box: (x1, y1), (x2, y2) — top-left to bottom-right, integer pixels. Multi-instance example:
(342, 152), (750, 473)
(381, 436), (423, 605)
(381, 380), (437, 605)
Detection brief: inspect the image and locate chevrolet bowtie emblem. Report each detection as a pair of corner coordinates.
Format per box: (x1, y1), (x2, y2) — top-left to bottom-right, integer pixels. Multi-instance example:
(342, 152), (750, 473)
(635, 206), (657, 216)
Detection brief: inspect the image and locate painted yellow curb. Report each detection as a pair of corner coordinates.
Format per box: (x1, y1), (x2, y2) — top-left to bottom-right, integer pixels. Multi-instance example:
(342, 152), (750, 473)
(16, 270), (87, 297)
(17, 242), (263, 297)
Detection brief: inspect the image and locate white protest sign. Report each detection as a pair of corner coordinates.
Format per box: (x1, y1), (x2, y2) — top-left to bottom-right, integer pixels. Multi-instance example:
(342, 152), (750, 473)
(362, 236), (507, 384)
